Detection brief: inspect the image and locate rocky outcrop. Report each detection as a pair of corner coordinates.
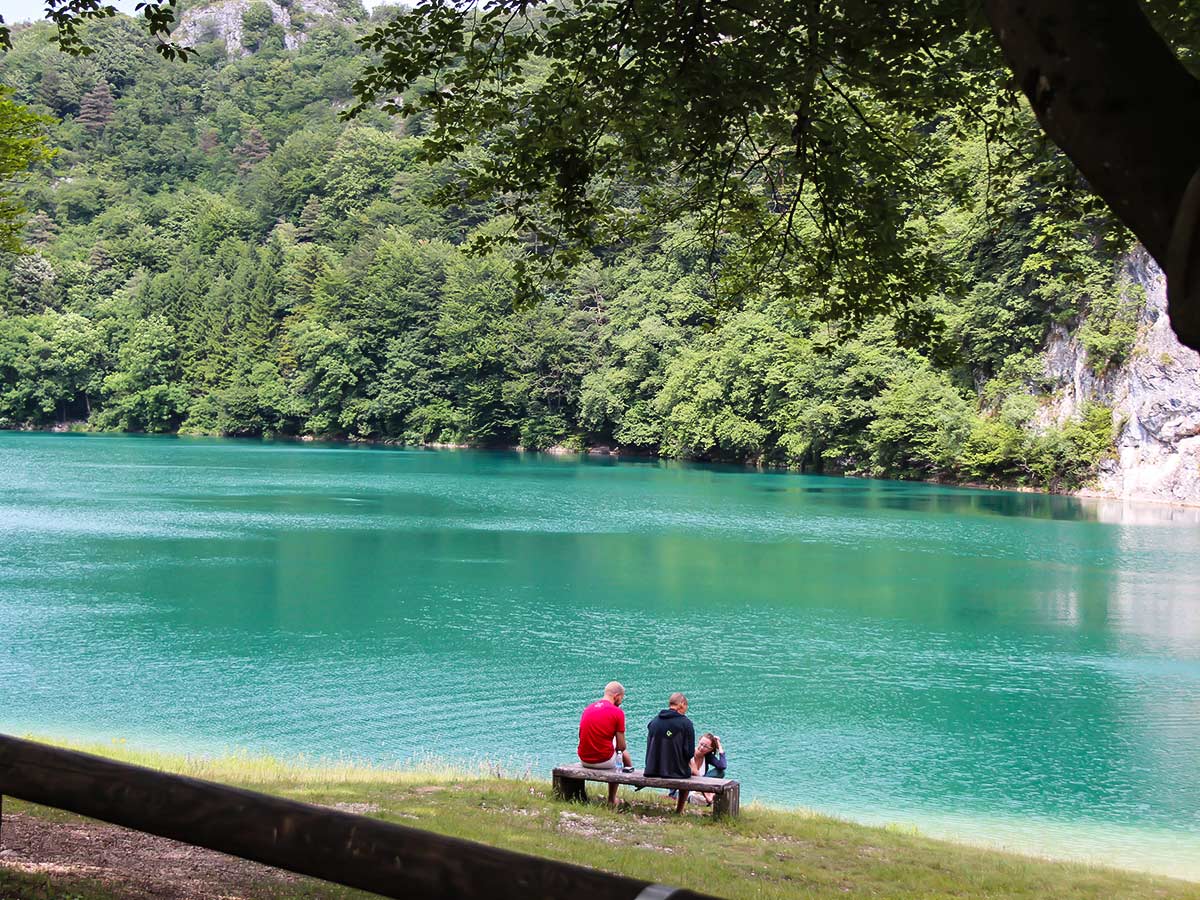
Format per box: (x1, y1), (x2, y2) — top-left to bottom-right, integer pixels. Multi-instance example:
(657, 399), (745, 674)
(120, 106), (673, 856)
(1040, 250), (1200, 504)
(1098, 256), (1200, 503)
(175, 0), (349, 56)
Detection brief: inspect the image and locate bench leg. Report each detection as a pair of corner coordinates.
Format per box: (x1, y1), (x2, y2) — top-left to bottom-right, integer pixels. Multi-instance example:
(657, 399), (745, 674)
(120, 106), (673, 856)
(712, 783), (739, 819)
(552, 773), (587, 803)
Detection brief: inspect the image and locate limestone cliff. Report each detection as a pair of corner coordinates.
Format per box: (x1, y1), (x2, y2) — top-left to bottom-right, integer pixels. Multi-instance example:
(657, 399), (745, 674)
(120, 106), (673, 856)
(175, 0), (350, 56)
(1040, 251), (1200, 504)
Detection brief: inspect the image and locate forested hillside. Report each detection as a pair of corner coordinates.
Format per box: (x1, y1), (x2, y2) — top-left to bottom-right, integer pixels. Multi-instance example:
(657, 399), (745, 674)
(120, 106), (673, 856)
(0, 4), (1147, 490)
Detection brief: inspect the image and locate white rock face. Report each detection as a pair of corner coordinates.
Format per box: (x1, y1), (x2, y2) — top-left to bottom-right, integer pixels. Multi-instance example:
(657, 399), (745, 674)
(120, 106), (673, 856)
(176, 0), (348, 56)
(1099, 257), (1200, 504)
(1042, 250), (1200, 504)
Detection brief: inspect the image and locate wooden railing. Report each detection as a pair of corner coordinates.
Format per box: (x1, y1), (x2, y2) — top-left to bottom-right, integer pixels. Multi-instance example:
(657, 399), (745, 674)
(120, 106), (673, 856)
(0, 734), (716, 900)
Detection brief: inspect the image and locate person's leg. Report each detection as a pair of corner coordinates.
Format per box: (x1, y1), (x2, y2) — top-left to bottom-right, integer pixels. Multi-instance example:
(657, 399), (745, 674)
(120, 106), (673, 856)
(582, 755), (621, 806)
(675, 789), (689, 813)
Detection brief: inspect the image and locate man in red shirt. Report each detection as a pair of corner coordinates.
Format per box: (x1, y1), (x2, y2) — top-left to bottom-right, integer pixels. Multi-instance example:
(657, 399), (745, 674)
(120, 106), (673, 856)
(577, 680), (633, 806)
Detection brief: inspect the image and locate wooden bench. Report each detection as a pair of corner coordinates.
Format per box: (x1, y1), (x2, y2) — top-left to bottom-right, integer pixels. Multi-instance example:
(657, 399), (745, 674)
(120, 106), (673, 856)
(552, 765), (741, 818)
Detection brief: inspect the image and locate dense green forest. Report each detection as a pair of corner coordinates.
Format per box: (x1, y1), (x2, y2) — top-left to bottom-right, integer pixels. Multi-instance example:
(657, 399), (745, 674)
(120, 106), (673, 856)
(0, 4), (1143, 489)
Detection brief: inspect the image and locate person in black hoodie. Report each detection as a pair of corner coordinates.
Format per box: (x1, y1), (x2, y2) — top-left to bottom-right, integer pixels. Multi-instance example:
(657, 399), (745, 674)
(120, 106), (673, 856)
(644, 692), (695, 813)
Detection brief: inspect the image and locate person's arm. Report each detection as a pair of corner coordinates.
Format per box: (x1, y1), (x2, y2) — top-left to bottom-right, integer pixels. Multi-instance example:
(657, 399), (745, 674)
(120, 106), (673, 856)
(615, 729), (633, 766)
(614, 708), (632, 767)
(683, 723), (695, 772)
(707, 736), (726, 770)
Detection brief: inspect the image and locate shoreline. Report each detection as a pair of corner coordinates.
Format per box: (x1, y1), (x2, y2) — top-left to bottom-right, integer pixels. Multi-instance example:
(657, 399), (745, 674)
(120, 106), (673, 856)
(6, 425), (1200, 511)
(10, 734), (1199, 885)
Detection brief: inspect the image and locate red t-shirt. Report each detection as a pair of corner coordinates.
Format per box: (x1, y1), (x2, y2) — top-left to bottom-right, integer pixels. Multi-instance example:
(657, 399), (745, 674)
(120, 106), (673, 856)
(577, 699), (626, 764)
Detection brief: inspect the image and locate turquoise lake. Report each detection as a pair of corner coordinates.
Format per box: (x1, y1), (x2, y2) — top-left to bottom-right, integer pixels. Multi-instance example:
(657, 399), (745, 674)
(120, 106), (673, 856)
(1, 433), (1198, 879)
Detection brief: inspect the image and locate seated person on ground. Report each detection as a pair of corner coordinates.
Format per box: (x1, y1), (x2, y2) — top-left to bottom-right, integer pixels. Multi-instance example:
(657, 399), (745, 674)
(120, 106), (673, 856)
(577, 680), (634, 806)
(700, 732), (727, 777)
(644, 691), (695, 814)
(690, 732), (728, 805)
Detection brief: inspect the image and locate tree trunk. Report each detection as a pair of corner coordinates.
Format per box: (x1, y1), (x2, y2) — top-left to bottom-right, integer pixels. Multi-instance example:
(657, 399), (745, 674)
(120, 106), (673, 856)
(983, 0), (1200, 350)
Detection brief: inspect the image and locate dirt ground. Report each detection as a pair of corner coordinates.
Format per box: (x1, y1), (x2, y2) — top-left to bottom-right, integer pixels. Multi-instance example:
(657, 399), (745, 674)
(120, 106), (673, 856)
(0, 811), (309, 899)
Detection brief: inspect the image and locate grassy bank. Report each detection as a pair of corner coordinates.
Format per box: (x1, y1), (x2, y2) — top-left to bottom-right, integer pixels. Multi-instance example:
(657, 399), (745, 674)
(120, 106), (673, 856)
(2, 739), (1196, 900)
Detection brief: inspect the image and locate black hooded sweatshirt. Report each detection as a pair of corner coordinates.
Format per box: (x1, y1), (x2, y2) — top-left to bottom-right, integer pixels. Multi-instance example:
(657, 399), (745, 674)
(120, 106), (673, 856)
(643, 708), (695, 778)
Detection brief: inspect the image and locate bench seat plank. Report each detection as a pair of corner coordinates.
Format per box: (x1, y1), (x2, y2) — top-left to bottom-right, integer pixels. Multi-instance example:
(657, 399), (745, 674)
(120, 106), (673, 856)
(552, 764), (740, 818)
(552, 765), (732, 792)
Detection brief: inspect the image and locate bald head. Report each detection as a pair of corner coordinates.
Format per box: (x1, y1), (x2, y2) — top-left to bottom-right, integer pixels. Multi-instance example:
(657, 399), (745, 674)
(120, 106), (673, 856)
(668, 692), (688, 710)
(604, 681), (625, 702)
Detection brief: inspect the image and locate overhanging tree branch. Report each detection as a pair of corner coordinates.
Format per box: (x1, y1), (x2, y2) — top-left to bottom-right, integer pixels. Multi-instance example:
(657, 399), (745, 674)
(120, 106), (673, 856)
(983, 0), (1200, 349)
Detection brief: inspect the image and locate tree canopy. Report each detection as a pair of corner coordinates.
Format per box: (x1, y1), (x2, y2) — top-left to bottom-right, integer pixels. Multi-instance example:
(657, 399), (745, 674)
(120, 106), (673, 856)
(352, 0), (1010, 324)
(0, 14), (1143, 494)
(350, 0), (1200, 346)
(0, 86), (55, 253)
(6, 0), (1197, 348)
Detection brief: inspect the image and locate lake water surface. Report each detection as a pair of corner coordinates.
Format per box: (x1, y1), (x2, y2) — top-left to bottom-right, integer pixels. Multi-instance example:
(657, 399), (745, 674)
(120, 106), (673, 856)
(2, 433), (1198, 879)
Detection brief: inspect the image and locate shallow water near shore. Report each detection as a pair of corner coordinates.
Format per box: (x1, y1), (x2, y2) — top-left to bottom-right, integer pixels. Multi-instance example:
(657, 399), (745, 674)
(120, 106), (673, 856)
(2, 433), (1198, 880)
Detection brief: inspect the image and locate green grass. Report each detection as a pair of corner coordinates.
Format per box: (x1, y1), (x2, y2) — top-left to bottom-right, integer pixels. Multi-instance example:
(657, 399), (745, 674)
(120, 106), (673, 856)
(2, 738), (1197, 899)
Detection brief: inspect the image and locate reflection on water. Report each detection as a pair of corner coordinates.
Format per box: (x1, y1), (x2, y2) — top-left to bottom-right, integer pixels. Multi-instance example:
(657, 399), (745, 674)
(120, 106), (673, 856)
(1088, 497), (1200, 526)
(1, 433), (1198, 880)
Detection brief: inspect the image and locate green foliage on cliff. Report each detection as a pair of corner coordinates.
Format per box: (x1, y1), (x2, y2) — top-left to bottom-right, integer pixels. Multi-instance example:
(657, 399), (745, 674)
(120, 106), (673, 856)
(0, 15), (1136, 490)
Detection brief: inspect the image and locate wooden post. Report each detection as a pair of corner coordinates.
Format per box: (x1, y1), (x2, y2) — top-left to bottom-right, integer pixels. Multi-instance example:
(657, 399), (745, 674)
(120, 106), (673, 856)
(552, 771), (587, 803)
(0, 735), (716, 900)
(712, 782), (739, 820)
